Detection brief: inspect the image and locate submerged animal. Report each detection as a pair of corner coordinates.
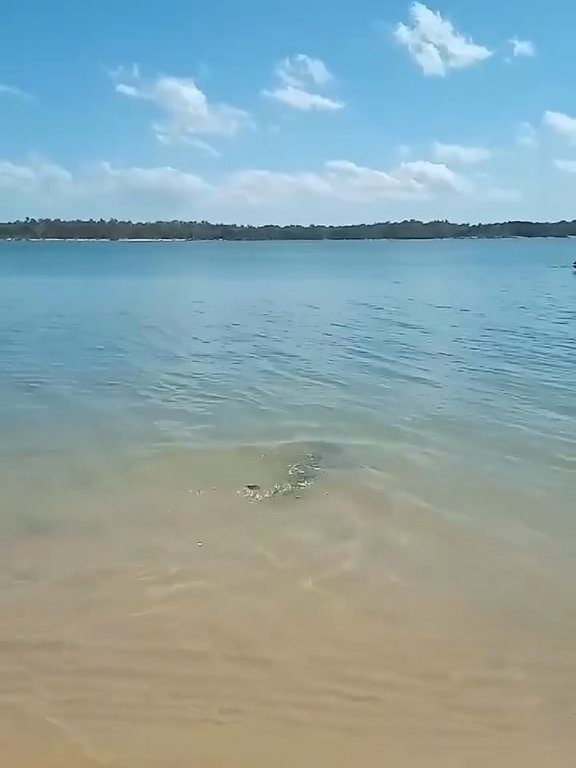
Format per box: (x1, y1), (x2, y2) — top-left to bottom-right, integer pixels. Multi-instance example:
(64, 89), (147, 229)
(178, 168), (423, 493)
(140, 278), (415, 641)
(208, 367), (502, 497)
(242, 452), (323, 502)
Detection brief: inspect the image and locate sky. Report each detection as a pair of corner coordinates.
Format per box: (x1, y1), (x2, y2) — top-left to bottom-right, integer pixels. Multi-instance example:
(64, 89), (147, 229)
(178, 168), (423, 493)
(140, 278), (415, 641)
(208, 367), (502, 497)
(2, 0), (576, 224)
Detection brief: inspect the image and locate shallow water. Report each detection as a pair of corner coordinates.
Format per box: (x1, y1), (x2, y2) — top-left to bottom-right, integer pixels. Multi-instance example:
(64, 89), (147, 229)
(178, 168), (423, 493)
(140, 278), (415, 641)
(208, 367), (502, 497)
(0, 239), (575, 766)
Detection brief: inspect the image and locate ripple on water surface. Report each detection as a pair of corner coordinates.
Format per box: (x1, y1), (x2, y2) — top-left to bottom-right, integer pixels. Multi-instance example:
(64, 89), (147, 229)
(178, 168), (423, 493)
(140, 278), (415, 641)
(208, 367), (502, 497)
(0, 239), (575, 766)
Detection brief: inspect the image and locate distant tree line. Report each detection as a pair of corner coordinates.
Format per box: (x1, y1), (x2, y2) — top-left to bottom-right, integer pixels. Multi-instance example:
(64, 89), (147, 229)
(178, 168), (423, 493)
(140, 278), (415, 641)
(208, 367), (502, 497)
(2, 218), (576, 240)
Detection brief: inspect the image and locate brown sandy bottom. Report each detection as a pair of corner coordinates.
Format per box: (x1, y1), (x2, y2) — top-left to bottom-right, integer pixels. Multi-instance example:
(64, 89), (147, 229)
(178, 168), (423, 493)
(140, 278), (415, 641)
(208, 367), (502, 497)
(1, 449), (575, 767)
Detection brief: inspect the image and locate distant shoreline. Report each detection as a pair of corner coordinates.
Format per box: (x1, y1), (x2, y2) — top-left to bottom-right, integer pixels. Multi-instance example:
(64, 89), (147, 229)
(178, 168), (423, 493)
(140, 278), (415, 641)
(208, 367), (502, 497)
(3, 218), (576, 241)
(2, 235), (576, 243)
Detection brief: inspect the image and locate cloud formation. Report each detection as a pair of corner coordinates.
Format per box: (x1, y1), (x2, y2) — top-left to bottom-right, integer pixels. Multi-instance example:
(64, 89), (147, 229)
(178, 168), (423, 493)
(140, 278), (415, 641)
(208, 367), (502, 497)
(432, 142), (491, 164)
(0, 84), (32, 100)
(264, 54), (344, 111)
(509, 38), (535, 58)
(276, 54), (333, 88)
(517, 121), (538, 148)
(0, 159), (71, 194)
(112, 65), (251, 151)
(544, 111), (576, 144)
(394, 3), (492, 77)
(553, 159), (576, 174)
(0, 151), (516, 221)
(93, 162), (210, 197)
(226, 159), (466, 203)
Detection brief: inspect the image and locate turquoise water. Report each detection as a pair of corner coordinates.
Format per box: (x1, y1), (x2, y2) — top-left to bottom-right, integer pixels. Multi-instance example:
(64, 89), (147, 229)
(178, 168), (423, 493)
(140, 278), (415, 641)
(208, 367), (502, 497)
(1, 238), (574, 545)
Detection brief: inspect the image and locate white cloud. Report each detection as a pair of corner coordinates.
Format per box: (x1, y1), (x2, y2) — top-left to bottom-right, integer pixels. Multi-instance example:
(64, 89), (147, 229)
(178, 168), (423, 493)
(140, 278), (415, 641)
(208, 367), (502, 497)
(276, 54), (333, 88)
(264, 53), (344, 111)
(0, 84), (32, 100)
(517, 121), (538, 148)
(509, 38), (535, 58)
(93, 162), (210, 197)
(112, 67), (251, 149)
(543, 111), (576, 144)
(432, 142), (491, 164)
(0, 161), (38, 190)
(0, 160), (72, 194)
(0, 159), (208, 217)
(394, 3), (492, 77)
(225, 159), (466, 204)
(223, 169), (332, 203)
(397, 159), (465, 187)
(264, 85), (343, 111)
(553, 159), (576, 174)
(1, 155), (516, 221)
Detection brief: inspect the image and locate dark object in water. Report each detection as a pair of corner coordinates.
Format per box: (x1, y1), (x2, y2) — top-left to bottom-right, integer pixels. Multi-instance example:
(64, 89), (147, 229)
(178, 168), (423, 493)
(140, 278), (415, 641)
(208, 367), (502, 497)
(241, 452), (324, 502)
(287, 453), (322, 487)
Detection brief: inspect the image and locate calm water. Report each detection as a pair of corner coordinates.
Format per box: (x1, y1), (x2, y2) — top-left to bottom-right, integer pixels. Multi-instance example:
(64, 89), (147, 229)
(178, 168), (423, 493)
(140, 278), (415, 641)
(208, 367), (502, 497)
(0, 239), (575, 767)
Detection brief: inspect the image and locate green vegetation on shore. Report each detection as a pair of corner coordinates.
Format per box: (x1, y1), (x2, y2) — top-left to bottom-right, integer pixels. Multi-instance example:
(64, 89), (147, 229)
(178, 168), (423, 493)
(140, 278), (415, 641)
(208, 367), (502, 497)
(3, 218), (576, 240)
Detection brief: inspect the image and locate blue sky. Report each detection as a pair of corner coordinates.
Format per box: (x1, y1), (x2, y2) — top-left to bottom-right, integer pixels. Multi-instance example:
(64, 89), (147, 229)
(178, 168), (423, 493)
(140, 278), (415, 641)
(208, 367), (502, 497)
(2, 0), (576, 224)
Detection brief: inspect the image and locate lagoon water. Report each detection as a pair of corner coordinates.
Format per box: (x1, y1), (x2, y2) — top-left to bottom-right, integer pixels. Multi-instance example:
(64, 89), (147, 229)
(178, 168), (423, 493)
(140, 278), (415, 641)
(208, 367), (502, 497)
(0, 238), (575, 767)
